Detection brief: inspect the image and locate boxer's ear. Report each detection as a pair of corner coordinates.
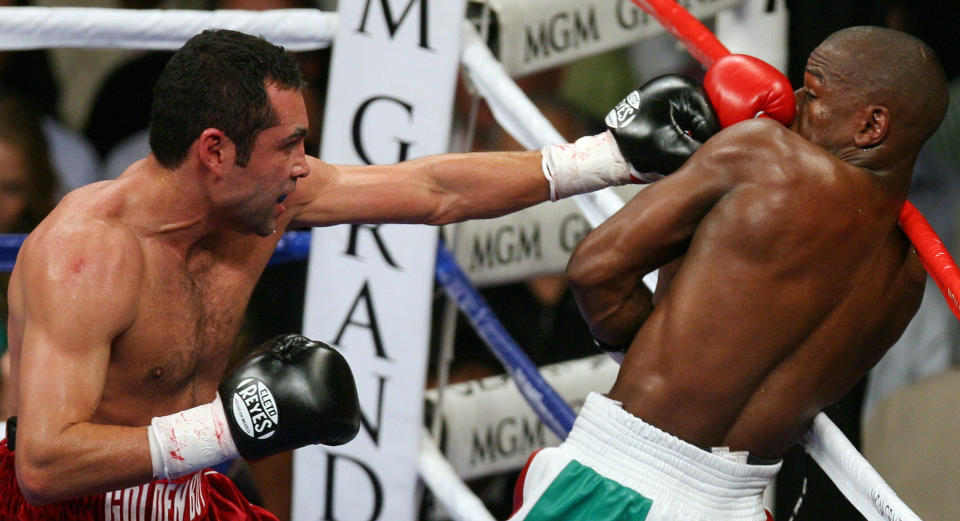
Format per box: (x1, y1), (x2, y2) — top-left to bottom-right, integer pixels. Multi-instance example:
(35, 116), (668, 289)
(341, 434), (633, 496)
(197, 128), (235, 176)
(854, 105), (888, 149)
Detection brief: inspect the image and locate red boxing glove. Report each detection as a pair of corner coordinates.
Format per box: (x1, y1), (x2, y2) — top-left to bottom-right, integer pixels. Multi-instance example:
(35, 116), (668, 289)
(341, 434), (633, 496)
(703, 54), (796, 128)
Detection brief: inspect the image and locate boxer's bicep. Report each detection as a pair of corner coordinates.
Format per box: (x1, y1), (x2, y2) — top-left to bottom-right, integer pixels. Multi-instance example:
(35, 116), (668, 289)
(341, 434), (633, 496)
(566, 144), (736, 341)
(15, 224), (141, 453)
(596, 124), (761, 275)
(569, 156), (731, 291)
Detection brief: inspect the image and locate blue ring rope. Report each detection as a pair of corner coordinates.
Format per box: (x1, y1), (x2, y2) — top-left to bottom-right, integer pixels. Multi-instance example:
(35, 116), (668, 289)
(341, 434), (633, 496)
(1, 232), (577, 438)
(435, 239), (576, 439)
(0, 231), (312, 273)
(1, 234), (27, 273)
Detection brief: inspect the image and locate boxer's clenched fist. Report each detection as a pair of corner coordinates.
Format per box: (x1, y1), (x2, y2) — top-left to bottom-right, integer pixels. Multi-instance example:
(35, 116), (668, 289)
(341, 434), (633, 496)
(704, 54), (796, 128)
(541, 75), (720, 200)
(147, 334), (360, 479)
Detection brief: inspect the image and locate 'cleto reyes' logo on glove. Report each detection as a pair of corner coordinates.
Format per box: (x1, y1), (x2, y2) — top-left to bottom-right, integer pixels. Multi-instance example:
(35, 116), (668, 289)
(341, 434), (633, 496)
(230, 378), (279, 440)
(605, 90), (641, 129)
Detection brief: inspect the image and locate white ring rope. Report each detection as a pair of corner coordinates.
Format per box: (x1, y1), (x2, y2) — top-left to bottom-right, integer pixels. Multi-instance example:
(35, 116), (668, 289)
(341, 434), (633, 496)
(803, 414), (921, 521)
(0, 7), (335, 51)
(418, 430), (497, 521)
(0, 6), (922, 521)
(459, 21), (626, 229)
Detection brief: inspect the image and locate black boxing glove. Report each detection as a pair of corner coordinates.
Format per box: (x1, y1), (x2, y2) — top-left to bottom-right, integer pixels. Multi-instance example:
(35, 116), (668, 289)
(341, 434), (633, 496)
(220, 334), (360, 458)
(147, 334), (360, 479)
(605, 74), (720, 180)
(541, 74), (719, 200)
(220, 335), (360, 459)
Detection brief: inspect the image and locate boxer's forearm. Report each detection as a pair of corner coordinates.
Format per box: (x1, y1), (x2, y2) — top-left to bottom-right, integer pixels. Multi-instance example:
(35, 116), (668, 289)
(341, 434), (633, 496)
(389, 150), (551, 224)
(15, 422), (154, 505)
(292, 151), (549, 227)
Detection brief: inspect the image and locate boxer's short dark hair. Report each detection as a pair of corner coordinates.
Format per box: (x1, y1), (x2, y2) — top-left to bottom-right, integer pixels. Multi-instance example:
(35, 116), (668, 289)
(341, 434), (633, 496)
(149, 29), (304, 169)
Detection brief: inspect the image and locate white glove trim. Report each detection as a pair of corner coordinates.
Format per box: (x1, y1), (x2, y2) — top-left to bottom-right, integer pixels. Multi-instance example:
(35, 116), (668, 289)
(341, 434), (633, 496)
(147, 393), (240, 479)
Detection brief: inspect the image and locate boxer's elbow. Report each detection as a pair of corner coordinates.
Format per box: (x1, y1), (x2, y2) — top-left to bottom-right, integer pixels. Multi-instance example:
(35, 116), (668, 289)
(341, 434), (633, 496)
(566, 241), (619, 295)
(567, 260), (616, 330)
(567, 249), (650, 346)
(15, 447), (71, 505)
(566, 256), (595, 292)
(16, 462), (59, 505)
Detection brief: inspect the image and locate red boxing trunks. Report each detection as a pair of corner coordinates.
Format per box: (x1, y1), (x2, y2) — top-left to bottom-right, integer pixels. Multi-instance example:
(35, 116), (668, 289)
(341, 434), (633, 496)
(509, 393), (780, 521)
(0, 439), (277, 521)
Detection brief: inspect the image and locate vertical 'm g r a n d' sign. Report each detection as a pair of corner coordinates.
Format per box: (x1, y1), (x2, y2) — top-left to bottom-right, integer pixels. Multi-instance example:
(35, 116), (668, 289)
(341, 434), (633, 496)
(296, 0), (467, 520)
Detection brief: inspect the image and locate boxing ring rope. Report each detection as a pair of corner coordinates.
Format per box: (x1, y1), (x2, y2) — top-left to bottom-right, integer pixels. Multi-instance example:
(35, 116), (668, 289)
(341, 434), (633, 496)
(900, 201), (960, 322)
(435, 241), (577, 439)
(418, 432), (497, 521)
(0, 235), (25, 273)
(0, 6), (948, 521)
(630, 0), (730, 68)
(0, 7), (336, 51)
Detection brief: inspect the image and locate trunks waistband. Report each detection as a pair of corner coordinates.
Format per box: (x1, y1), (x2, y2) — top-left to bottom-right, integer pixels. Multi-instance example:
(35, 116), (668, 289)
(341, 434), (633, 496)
(560, 393), (781, 518)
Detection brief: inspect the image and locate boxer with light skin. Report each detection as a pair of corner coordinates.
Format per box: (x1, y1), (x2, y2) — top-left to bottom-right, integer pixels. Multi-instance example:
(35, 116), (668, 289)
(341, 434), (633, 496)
(2, 29), (719, 519)
(509, 26), (949, 521)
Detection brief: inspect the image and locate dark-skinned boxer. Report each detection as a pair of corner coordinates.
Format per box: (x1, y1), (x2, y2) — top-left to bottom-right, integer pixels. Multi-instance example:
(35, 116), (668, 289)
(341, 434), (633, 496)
(511, 26), (947, 521)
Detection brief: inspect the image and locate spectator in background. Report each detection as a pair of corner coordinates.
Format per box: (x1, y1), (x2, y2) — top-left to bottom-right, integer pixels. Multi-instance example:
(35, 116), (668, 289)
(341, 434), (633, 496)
(0, 91), (59, 419)
(0, 94), (57, 234)
(86, 0), (330, 179)
(0, 0), (101, 194)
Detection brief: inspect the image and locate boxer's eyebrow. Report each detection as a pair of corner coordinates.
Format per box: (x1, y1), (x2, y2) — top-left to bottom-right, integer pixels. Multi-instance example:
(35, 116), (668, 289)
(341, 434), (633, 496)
(279, 126), (307, 148)
(280, 127), (307, 147)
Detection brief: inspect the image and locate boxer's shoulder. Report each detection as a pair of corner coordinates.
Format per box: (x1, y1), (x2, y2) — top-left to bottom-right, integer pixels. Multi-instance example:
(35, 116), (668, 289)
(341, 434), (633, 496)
(706, 118), (796, 156)
(689, 121), (822, 187)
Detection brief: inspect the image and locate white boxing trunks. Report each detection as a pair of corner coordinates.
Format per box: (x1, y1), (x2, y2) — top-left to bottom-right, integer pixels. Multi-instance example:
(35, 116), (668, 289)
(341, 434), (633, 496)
(509, 393), (780, 521)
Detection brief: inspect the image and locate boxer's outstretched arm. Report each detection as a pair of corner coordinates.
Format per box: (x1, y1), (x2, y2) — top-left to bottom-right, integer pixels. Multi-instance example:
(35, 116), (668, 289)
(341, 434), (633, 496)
(289, 151), (549, 228)
(12, 220), (151, 505)
(287, 76), (720, 229)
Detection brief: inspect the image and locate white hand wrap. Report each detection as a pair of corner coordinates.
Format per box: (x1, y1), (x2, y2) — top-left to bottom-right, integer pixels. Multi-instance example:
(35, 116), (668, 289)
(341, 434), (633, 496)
(147, 393), (240, 480)
(541, 131), (661, 201)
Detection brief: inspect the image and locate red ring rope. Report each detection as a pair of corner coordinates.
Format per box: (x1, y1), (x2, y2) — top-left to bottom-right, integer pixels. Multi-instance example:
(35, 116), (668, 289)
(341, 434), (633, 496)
(629, 0), (729, 68)
(899, 201), (960, 321)
(629, 0), (960, 321)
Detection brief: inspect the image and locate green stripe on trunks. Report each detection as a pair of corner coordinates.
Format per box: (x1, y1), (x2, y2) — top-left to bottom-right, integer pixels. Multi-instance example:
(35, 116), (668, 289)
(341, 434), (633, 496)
(525, 460), (653, 520)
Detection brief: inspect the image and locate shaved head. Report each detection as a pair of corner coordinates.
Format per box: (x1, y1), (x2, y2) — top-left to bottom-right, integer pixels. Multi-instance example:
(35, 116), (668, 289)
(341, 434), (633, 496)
(819, 26), (948, 145)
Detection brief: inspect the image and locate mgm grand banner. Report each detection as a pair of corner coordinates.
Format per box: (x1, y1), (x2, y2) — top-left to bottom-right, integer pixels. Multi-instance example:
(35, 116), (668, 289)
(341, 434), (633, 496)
(467, 0), (744, 77)
(452, 185), (641, 286)
(425, 354), (620, 480)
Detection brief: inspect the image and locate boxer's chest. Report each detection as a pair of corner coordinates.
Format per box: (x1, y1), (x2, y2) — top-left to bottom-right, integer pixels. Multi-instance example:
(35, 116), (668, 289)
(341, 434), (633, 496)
(114, 251), (261, 402)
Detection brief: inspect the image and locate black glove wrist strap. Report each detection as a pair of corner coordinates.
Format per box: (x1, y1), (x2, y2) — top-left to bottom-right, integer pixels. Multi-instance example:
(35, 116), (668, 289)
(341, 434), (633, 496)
(593, 337), (629, 354)
(5, 416), (16, 451)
